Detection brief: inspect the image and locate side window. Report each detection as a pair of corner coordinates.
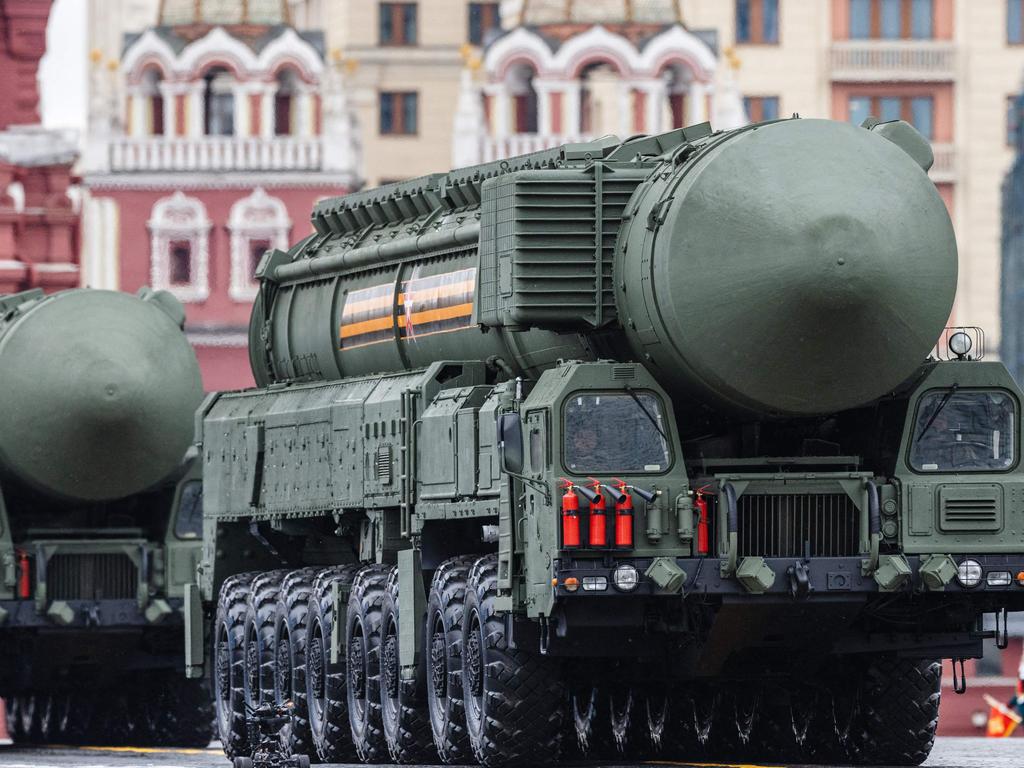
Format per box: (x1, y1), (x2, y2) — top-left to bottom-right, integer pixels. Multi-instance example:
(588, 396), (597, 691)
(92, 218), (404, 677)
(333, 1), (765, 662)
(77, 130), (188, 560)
(175, 480), (204, 539)
(526, 410), (546, 474)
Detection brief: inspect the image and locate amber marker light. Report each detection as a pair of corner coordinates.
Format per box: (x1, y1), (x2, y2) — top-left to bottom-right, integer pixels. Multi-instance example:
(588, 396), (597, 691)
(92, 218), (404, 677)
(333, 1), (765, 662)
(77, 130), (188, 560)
(1016, 571), (1024, 586)
(563, 577), (580, 592)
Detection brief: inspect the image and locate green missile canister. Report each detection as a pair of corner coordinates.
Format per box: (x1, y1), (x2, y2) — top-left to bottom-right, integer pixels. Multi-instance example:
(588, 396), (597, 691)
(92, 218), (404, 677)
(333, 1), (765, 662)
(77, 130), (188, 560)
(0, 287), (203, 502)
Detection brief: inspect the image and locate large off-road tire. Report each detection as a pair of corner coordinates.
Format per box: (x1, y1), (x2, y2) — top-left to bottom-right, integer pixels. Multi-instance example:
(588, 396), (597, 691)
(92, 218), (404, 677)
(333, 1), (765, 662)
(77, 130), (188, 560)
(213, 572), (258, 757)
(380, 566), (438, 763)
(139, 673), (215, 747)
(710, 686), (764, 762)
(345, 563), (390, 762)
(4, 696), (25, 743)
(666, 684), (716, 761)
(273, 567), (320, 758)
(759, 681), (834, 764)
(244, 570), (289, 712)
(566, 684), (614, 760)
(307, 564), (360, 763)
(856, 658), (941, 766)
(425, 554), (477, 764)
(634, 684), (681, 759)
(462, 554), (565, 767)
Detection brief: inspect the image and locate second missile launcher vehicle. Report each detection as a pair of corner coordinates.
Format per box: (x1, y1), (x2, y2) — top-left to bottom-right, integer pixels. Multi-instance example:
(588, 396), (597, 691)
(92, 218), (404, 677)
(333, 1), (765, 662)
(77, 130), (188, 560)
(0, 287), (212, 746)
(189, 117), (1023, 765)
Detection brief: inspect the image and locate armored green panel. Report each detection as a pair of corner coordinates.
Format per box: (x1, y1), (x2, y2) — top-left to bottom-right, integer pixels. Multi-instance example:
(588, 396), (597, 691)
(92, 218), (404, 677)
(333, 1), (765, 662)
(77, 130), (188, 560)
(0, 288), (203, 501)
(615, 118), (956, 415)
(477, 167), (646, 329)
(937, 484), (1002, 532)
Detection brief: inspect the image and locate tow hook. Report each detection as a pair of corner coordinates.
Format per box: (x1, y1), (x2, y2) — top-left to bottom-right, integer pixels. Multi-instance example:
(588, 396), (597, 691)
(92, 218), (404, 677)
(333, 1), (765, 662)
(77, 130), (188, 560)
(787, 560), (811, 600)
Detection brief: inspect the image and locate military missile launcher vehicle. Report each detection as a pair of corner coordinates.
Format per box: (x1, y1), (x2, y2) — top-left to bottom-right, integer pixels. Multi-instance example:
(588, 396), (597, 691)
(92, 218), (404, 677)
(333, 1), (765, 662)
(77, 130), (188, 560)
(190, 116), (1024, 766)
(0, 287), (212, 746)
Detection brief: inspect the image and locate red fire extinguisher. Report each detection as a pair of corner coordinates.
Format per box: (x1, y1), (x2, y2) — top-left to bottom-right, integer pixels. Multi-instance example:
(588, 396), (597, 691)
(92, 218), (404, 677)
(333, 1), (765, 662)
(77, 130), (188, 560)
(610, 479), (634, 549)
(559, 479), (581, 549)
(577, 479), (607, 548)
(16, 549), (30, 599)
(695, 486), (710, 556)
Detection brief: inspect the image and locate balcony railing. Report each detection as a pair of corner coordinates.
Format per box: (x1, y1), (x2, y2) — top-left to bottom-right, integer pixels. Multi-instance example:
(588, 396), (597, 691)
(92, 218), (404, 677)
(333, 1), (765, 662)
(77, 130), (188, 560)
(930, 143), (956, 183)
(480, 133), (593, 163)
(830, 40), (956, 81)
(108, 136), (324, 173)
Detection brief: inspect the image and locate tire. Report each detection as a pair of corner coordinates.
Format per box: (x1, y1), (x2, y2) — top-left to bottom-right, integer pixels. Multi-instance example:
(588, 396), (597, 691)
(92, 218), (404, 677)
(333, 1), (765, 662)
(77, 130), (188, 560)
(213, 572), (258, 757)
(380, 566), (438, 763)
(710, 686), (762, 762)
(307, 565), (360, 763)
(856, 658), (941, 766)
(232, 758), (253, 768)
(462, 554), (565, 767)
(140, 673), (215, 748)
(759, 681), (833, 764)
(345, 563), (390, 762)
(634, 685), (679, 758)
(567, 684), (614, 759)
(244, 570), (289, 711)
(273, 568), (320, 758)
(5, 696), (24, 743)
(425, 554), (476, 764)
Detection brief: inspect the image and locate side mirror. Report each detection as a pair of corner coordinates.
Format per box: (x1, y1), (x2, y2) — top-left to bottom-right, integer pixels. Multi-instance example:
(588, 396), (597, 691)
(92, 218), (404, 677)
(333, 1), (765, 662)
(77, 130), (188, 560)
(497, 412), (524, 475)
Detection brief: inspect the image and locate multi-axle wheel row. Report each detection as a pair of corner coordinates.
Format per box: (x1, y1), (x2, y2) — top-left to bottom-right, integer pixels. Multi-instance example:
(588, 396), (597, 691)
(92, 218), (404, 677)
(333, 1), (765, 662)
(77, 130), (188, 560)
(214, 555), (941, 767)
(4, 672), (213, 748)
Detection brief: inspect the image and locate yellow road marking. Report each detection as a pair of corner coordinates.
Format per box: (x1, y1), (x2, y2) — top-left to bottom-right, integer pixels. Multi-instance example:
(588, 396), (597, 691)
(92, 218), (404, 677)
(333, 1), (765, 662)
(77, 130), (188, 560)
(74, 745), (220, 755)
(645, 761), (782, 768)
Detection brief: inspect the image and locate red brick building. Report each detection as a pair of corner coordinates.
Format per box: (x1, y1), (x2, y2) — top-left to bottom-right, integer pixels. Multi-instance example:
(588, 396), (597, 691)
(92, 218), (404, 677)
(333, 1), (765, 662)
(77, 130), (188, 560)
(0, 0), (80, 296)
(83, 0), (361, 391)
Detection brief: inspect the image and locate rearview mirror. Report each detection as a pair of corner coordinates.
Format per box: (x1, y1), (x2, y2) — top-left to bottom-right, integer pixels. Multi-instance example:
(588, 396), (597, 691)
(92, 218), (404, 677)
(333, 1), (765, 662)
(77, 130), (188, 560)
(497, 412), (524, 475)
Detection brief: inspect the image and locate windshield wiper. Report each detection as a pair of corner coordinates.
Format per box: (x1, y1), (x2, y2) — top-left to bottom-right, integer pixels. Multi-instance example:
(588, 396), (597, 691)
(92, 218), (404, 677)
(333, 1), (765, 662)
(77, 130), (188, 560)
(625, 386), (669, 442)
(917, 383), (959, 441)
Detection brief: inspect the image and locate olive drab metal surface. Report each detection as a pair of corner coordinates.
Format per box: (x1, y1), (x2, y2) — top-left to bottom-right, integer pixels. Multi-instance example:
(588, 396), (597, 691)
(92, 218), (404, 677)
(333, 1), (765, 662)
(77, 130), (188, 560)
(0, 287), (204, 501)
(195, 119), (1024, 768)
(0, 287), (212, 748)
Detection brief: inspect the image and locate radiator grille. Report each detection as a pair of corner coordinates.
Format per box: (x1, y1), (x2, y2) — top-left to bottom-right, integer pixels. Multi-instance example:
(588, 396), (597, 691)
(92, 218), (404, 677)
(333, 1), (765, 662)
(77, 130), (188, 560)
(737, 493), (859, 558)
(47, 553), (138, 600)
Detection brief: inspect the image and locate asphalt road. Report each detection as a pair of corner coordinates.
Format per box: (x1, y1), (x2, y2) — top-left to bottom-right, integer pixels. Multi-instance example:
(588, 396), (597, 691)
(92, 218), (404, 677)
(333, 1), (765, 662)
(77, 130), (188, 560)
(0, 738), (1019, 768)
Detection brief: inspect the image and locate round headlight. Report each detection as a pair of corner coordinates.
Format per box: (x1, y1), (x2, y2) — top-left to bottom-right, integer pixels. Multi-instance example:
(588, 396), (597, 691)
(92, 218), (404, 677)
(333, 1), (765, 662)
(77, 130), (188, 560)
(949, 331), (973, 358)
(957, 559), (982, 588)
(612, 564), (639, 592)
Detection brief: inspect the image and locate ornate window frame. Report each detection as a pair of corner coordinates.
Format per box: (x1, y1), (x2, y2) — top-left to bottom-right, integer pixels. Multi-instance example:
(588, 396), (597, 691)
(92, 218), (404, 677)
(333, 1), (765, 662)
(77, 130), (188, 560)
(148, 191), (211, 302)
(228, 187), (291, 301)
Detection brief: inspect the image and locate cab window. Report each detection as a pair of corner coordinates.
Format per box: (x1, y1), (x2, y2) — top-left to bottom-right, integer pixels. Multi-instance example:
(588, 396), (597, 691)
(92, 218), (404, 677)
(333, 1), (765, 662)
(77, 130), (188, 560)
(174, 480), (204, 539)
(563, 392), (671, 473)
(909, 389), (1017, 472)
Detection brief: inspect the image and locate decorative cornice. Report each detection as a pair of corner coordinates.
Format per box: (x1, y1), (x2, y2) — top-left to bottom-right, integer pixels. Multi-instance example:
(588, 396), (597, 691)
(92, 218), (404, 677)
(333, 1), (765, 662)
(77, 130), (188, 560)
(84, 171), (359, 191)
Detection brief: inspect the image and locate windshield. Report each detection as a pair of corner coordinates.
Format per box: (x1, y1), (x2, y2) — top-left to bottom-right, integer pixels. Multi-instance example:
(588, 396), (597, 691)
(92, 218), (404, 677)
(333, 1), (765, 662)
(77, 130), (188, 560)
(563, 392), (672, 473)
(175, 480), (204, 539)
(909, 390), (1017, 472)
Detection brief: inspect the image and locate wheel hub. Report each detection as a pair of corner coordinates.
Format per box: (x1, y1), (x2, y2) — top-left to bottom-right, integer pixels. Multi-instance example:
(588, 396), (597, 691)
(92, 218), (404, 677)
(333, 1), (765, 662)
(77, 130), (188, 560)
(382, 633), (399, 699)
(429, 631), (447, 698)
(465, 625), (483, 699)
(348, 635), (366, 699)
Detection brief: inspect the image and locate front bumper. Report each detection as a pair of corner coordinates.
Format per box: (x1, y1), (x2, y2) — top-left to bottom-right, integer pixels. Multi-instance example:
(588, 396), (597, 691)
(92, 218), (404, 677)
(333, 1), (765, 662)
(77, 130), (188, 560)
(0, 597), (184, 628)
(554, 554), (1024, 599)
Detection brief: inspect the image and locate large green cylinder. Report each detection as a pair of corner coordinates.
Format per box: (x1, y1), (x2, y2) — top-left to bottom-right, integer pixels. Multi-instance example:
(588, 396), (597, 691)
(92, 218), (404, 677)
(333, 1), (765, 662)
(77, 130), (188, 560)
(0, 288), (204, 502)
(253, 118), (956, 417)
(615, 118), (957, 414)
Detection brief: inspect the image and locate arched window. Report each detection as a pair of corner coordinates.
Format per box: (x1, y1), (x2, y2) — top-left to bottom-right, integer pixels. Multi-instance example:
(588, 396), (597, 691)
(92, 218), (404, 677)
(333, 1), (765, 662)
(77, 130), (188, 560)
(140, 67), (165, 136)
(228, 188), (291, 301)
(148, 191), (211, 302)
(275, 68), (301, 136)
(507, 62), (538, 134)
(661, 63), (694, 130)
(579, 61), (621, 135)
(203, 66), (236, 136)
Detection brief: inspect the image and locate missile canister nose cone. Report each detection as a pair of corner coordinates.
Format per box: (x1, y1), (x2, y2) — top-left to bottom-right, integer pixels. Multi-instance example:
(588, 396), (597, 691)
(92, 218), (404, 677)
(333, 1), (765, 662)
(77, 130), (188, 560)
(0, 289), (204, 501)
(623, 118), (957, 415)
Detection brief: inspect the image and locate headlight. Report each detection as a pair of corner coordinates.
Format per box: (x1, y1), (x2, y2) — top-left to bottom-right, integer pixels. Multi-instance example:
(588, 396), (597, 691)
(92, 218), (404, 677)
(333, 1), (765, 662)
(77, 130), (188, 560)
(612, 564), (639, 592)
(957, 559), (982, 588)
(949, 331), (973, 358)
(987, 571), (1012, 587)
(582, 576), (608, 592)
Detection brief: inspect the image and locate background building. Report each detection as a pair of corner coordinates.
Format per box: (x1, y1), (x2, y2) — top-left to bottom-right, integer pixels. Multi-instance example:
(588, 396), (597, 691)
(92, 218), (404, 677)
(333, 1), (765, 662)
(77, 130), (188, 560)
(81, 0), (361, 390)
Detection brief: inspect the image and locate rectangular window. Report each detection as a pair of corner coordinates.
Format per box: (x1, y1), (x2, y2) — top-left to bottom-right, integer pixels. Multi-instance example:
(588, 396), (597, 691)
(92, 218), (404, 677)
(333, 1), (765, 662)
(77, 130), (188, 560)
(849, 0), (934, 39)
(563, 392), (672, 474)
(468, 2), (501, 45)
(249, 239), (271, 277)
(380, 2), (417, 45)
(736, 0), (779, 44)
(380, 92), (418, 135)
(169, 241), (192, 285)
(847, 95), (934, 139)
(909, 389), (1017, 473)
(744, 96), (780, 122)
(1011, 0), (1024, 43)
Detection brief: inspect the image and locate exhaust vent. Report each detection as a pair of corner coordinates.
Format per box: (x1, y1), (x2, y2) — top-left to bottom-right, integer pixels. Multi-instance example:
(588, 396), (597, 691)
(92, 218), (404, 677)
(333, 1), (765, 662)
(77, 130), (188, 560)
(939, 486), (1001, 532)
